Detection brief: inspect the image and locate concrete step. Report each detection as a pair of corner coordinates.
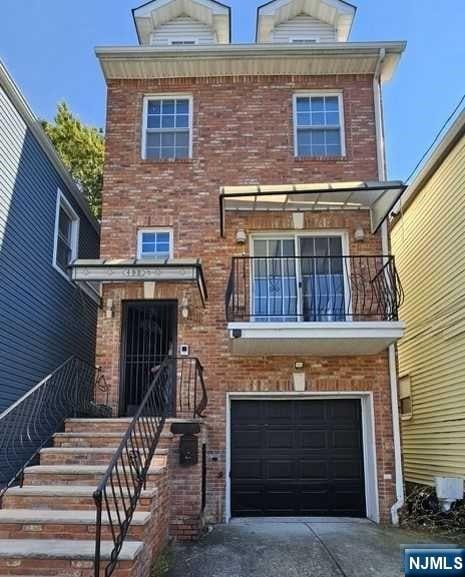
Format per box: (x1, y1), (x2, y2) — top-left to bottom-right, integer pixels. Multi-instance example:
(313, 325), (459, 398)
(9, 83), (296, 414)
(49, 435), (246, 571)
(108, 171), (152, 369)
(0, 539), (143, 576)
(64, 417), (200, 435)
(0, 509), (150, 541)
(23, 464), (165, 487)
(3, 485), (157, 512)
(53, 431), (173, 449)
(40, 447), (168, 467)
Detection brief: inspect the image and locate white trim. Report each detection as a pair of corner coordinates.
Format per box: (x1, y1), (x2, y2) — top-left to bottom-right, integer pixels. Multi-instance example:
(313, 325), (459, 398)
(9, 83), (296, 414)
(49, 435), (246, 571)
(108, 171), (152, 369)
(137, 227), (174, 259)
(141, 94), (193, 160)
(292, 91), (346, 158)
(225, 392), (380, 523)
(52, 189), (80, 283)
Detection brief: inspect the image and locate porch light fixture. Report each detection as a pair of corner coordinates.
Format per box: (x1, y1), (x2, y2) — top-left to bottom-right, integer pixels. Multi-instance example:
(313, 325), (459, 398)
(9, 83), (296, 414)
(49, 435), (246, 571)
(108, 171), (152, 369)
(181, 295), (190, 319)
(354, 226), (365, 242)
(292, 212), (304, 229)
(105, 299), (114, 319)
(235, 229), (247, 244)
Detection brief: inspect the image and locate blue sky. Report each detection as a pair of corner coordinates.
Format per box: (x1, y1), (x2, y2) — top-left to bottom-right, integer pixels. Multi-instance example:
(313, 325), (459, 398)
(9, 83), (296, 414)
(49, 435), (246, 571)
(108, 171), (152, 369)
(1, 0), (464, 179)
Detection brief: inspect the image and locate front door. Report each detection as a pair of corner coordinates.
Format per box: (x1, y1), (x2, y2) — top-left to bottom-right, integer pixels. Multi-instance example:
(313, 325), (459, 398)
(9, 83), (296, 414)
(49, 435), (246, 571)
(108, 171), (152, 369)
(120, 300), (177, 416)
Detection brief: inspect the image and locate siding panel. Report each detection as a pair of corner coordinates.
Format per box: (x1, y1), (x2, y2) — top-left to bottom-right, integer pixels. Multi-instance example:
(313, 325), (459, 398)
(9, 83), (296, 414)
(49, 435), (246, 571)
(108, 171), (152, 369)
(391, 134), (465, 486)
(150, 16), (216, 45)
(0, 83), (99, 415)
(271, 15), (336, 43)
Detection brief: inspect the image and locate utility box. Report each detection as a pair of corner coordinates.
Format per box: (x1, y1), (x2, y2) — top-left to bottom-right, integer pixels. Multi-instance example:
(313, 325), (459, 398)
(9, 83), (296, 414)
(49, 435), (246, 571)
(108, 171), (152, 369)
(179, 434), (199, 466)
(435, 477), (464, 511)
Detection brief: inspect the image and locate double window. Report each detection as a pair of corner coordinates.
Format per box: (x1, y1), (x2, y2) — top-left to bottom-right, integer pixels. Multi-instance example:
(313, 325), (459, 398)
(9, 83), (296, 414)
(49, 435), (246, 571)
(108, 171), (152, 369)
(137, 229), (173, 260)
(252, 234), (348, 322)
(53, 191), (79, 280)
(294, 93), (345, 157)
(142, 95), (192, 160)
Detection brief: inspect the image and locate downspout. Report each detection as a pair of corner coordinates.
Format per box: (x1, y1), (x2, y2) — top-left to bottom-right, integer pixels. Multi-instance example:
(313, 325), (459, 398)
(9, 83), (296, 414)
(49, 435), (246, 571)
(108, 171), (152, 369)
(374, 48), (405, 525)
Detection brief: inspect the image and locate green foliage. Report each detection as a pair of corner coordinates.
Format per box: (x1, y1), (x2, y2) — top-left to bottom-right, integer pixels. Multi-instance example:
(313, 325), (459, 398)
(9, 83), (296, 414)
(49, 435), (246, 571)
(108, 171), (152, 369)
(42, 102), (105, 218)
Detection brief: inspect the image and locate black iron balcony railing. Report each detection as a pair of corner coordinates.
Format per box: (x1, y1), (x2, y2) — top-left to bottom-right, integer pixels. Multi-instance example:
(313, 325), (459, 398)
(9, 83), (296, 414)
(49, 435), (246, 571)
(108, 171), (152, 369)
(226, 255), (403, 323)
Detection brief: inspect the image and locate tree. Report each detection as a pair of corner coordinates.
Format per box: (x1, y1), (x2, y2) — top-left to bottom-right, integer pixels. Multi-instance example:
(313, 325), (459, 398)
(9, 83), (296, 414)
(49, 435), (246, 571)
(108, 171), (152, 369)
(42, 102), (105, 218)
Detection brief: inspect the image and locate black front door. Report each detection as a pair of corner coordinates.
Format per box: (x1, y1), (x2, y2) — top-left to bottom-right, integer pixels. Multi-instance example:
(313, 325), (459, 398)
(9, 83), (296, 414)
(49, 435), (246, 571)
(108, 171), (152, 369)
(120, 300), (177, 416)
(231, 399), (365, 517)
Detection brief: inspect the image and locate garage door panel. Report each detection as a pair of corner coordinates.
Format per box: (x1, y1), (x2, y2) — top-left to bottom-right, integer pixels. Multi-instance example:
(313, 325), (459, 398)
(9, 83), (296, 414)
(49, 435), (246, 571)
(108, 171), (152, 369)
(231, 399), (366, 517)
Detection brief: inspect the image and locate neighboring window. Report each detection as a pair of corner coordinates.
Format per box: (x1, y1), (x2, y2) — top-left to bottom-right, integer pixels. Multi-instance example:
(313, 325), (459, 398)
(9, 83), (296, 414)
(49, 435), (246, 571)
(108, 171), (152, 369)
(143, 96), (192, 160)
(399, 376), (413, 420)
(290, 38), (319, 44)
(53, 190), (79, 280)
(138, 229), (173, 260)
(294, 93), (344, 157)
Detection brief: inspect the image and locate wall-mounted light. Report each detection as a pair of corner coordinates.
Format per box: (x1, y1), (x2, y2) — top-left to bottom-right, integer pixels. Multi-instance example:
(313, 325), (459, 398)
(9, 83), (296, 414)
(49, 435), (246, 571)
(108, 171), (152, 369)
(354, 227), (365, 242)
(292, 212), (304, 229)
(293, 361), (306, 392)
(181, 295), (190, 319)
(236, 229), (247, 245)
(105, 299), (114, 320)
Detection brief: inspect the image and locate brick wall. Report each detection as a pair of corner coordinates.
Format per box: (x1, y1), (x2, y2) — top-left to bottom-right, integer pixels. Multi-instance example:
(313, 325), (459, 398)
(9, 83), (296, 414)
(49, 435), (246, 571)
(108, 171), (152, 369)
(97, 73), (397, 524)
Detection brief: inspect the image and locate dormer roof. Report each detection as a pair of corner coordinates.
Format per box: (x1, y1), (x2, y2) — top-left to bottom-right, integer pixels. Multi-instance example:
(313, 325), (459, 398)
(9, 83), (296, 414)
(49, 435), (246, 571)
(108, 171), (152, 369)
(256, 0), (357, 43)
(132, 0), (231, 45)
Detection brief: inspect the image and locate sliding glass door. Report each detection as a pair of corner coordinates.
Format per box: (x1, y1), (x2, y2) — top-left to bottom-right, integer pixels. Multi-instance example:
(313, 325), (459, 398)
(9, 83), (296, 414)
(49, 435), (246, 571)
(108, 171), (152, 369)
(252, 235), (347, 322)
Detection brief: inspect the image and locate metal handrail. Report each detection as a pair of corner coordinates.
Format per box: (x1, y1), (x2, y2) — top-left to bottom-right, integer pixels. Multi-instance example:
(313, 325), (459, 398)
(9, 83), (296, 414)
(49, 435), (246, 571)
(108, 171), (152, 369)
(226, 255), (404, 322)
(0, 356), (107, 497)
(93, 355), (207, 576)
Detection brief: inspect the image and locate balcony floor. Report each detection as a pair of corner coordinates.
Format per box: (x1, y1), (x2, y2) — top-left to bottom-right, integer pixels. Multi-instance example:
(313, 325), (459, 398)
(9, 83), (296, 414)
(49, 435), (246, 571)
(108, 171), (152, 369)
(228, 321), (405, 356)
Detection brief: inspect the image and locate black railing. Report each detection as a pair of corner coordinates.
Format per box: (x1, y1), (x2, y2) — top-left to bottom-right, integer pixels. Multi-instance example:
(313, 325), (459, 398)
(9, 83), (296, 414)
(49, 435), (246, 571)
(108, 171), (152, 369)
(226, 255), (403, 322)
(94, 356), (206, 577)
(0, 356), (109, 496)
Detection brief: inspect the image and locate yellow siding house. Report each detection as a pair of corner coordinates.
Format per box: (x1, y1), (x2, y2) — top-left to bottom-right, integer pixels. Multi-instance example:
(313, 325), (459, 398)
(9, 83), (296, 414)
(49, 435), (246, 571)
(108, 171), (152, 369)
(391, 109), (465, 491)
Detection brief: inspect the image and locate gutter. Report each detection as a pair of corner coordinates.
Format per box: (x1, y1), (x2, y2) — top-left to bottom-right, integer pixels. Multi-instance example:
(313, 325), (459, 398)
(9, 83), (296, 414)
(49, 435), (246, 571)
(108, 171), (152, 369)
(374, 47), (405, 525)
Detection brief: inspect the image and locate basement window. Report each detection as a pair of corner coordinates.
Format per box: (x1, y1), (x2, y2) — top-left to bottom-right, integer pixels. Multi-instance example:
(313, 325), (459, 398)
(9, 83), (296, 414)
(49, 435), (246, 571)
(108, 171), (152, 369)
(143, 95), (192, 160)
(399, 375), (412, 420)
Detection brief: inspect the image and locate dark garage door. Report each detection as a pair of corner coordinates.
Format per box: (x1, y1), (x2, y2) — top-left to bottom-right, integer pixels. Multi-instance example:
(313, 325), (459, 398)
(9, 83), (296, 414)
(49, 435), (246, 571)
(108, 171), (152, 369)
(231, 399), (366, 517)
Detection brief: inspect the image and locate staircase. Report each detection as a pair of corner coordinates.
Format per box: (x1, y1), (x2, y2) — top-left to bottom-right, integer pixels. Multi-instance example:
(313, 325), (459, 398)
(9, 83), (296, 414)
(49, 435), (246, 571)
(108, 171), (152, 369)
(0, 418), (173, 577)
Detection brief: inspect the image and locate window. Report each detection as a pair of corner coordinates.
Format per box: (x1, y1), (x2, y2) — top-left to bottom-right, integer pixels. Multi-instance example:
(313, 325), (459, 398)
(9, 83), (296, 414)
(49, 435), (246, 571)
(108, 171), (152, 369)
(170, 39), (197, 45)
(294, 93), (345, 157)
(53, 190), (79, 280)
(138, 229), (173, 260)
(290, 38), (319, 44)
(399, 376), (413, 420)
(143, 96), (192, 160)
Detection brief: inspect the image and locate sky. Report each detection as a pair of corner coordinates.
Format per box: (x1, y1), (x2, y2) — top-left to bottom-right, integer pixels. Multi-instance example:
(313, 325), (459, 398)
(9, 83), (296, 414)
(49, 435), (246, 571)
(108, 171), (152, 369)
(0, 0), (464, 180)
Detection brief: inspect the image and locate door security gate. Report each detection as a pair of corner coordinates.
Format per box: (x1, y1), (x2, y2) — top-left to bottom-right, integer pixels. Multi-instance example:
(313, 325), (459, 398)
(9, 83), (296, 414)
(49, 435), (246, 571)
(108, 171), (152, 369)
(120, 301), (177, 416)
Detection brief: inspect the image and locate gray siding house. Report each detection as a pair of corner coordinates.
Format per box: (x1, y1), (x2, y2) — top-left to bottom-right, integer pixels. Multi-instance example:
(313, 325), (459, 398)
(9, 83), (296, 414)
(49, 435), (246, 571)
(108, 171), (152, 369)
(0, 60), (100, 414)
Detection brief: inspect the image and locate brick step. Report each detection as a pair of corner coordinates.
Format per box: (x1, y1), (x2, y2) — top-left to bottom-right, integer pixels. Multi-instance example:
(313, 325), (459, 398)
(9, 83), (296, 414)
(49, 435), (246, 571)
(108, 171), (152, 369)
(0, 509), (150, 542)
(40, 447), (168, 467)
(53, 431), (173, 449)
(23, 465), (165, 487)
(65, 418), (168, 434)
(0, 539), (143, 577)
(3, 486), (157, 512)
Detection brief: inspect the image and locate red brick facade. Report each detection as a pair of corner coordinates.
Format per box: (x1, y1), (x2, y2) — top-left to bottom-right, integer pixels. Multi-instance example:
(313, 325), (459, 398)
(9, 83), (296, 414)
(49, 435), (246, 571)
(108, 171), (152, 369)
(97, 73), (397, 525)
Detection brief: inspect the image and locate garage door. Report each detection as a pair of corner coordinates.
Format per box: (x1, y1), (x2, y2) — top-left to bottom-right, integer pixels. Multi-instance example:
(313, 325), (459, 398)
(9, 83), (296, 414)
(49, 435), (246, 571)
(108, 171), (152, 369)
(231, 399), (366, 517)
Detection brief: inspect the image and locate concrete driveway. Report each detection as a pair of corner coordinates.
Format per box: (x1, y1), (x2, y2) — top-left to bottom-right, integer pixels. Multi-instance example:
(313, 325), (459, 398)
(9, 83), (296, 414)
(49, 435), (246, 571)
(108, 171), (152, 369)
(166, 518), (448, 577)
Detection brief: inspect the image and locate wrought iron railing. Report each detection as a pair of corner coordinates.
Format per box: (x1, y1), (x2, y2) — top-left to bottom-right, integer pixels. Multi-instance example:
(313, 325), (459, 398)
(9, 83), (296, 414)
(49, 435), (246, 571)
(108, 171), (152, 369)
(226, 255), (404, 323)
(94, 356), (206, 577)
(0, 356), (109, 496)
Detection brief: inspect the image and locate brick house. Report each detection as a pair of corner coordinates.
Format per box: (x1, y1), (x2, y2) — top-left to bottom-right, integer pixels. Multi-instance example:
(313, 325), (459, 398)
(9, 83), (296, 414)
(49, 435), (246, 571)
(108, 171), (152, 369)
(0, 1), (409, 574)
(73, 0), (408, 527)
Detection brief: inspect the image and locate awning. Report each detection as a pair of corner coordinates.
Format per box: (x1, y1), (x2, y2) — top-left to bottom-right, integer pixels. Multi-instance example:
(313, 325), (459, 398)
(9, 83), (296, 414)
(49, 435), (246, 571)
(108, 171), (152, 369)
(72, 258), (208, 307)
(220, 180), (406, 236)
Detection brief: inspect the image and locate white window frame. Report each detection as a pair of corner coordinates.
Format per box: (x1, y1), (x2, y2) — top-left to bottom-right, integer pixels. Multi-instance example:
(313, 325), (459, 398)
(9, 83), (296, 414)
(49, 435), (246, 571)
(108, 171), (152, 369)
(52, 189), (79, 282)
(293, 91), (346, 158)
(289, 37), (320, 43)
(250, 231), (351, 322)
(169, 38), (198, 45)
(137, 228), (174, 260)
(399, 375), (413, 421)
(141, 94), (193, 160)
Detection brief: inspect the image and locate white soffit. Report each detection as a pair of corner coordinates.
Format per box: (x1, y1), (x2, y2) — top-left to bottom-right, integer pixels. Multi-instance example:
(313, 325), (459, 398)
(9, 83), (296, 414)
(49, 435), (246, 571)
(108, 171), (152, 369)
(133, 0), (231, 44)
(257, 0), (357, 43)
(96, 42), (406, 82)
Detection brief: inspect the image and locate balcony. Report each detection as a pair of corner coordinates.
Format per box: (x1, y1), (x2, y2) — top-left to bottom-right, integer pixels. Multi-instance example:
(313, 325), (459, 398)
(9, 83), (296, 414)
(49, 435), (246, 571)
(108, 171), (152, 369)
(226, 255), (405, 356)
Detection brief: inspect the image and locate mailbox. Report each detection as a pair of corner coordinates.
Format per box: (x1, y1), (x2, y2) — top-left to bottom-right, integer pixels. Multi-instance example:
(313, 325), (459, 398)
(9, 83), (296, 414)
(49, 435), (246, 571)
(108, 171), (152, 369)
(179, 434), (198, 466)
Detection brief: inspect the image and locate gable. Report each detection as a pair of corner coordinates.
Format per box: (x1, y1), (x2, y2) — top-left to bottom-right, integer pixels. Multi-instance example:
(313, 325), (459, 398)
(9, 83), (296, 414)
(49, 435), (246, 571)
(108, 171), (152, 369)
(272, 14), (337, 43)
(150, 15), (216, 45)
